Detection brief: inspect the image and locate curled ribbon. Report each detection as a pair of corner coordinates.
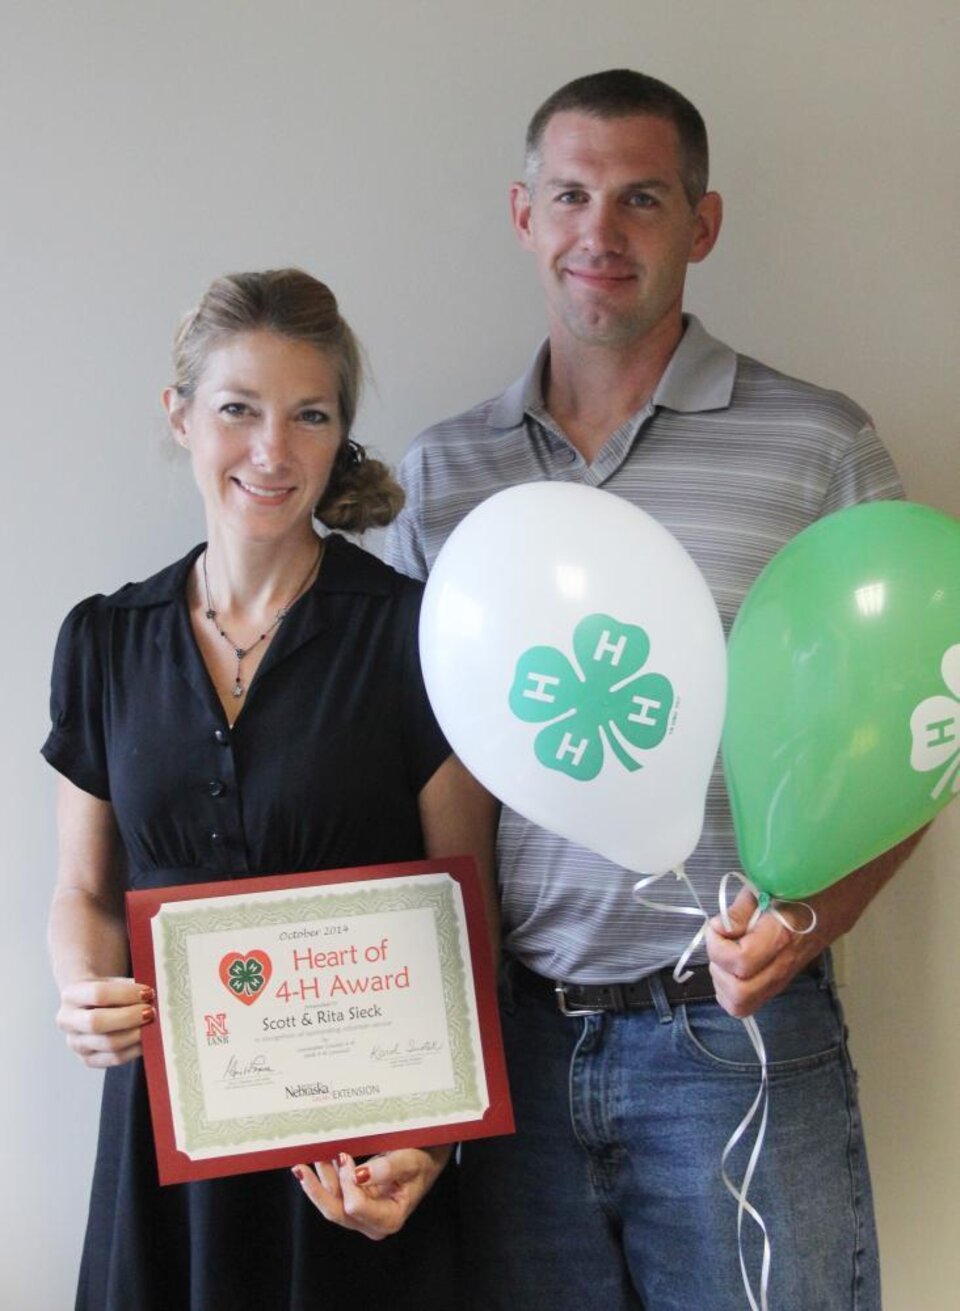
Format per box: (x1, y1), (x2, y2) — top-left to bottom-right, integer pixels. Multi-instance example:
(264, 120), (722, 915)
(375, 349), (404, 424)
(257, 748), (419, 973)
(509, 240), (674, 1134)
(631, 866), (818, 1311)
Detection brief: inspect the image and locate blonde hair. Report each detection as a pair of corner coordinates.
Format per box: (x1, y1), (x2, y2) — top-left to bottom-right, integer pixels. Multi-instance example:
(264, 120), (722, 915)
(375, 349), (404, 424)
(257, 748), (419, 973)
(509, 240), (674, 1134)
(172, 269), (403, 531)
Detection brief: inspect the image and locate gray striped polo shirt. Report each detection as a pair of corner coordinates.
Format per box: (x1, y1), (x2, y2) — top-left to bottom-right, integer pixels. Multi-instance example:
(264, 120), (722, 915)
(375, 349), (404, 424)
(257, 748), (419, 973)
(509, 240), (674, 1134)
(386, 316), (903, 982)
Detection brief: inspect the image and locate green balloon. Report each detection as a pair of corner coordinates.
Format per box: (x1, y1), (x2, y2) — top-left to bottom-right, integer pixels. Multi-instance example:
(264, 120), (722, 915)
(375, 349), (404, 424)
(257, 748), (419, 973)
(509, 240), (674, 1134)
(723, 502), (960, 898)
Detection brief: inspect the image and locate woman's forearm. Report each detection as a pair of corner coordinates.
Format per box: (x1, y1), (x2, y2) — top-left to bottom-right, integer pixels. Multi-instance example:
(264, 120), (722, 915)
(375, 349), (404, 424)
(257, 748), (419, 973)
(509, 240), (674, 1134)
(48, 884), (130, 988)
(49, 777), (130, 988)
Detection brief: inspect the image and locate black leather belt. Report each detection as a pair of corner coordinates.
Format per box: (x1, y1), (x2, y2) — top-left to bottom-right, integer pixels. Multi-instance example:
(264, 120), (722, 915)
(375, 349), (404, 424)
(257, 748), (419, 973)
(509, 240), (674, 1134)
(513, 958), (823, 1017)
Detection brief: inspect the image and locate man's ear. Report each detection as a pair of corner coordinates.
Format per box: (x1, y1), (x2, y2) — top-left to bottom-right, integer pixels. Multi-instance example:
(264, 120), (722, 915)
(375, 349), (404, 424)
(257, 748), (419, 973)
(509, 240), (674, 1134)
(162, 386), (189, 448)
(688, 191), (723, 265)
(510, 181), (536, 250)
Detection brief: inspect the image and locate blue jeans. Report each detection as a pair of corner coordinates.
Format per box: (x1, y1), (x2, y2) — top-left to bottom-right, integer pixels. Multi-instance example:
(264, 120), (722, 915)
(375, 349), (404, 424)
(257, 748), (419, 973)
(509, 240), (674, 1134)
(459, 958), (878, 1311)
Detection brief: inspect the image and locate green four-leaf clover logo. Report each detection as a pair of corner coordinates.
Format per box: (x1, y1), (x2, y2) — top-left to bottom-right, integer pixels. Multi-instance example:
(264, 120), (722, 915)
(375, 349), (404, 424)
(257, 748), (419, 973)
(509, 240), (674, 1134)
(227, 957), (266, 998)
(508, 613), (674, 782)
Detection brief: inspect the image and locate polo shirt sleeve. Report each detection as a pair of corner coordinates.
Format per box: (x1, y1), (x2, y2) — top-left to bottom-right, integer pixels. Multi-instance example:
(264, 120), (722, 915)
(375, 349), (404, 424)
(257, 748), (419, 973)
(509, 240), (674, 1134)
(820, 422), (904, 514)
(385, 448), (430, 582)
(397, 578), (451, 794)
(40, 596), (111, 801)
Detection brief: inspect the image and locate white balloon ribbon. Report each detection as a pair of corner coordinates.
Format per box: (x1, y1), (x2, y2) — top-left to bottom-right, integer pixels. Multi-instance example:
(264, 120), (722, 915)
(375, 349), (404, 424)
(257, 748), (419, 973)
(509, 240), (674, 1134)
(631, 867), (818, 1311)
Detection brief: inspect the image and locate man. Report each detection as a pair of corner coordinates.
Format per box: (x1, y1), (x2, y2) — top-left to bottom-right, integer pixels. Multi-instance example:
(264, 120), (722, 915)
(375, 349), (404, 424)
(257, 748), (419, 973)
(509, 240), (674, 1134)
(387, 70), (917, 1310)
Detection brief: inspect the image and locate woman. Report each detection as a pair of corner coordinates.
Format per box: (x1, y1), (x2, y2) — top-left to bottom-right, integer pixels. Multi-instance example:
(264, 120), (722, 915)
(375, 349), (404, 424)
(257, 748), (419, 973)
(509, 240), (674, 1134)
(43, 268), (496, 1311)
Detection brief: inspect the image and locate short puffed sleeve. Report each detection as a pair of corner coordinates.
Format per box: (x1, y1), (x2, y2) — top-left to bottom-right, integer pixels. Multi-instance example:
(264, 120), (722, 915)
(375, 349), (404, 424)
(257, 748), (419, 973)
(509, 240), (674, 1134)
(41, 596), (111, 801)
(396, 577), (451, 795)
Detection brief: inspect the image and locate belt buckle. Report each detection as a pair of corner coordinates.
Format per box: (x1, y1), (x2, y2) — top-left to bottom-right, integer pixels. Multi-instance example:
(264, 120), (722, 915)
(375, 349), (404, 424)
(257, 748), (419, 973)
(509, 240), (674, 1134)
(554, 981), (615, 1017)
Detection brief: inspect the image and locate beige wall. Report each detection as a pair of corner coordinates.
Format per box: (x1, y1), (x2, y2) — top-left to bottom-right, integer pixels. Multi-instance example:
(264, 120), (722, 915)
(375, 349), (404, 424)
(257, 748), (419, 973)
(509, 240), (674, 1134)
(3, 2), (957, 1306)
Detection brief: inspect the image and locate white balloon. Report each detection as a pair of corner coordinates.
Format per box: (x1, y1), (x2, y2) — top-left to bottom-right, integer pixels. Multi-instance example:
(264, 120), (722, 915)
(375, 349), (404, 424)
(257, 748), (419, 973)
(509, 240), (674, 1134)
(420, 482), (727, 875)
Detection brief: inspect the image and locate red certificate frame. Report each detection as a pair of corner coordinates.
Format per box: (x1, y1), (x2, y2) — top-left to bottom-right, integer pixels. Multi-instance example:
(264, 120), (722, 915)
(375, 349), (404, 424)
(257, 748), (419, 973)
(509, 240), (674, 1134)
(127, 856), (513, 1185)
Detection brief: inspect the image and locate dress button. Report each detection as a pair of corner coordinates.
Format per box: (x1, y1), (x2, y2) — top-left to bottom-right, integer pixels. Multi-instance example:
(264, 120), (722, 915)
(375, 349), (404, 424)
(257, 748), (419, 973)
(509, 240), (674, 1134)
(210, 831), (224, 845)
(207, 779), (226, 797)
(214, 728), (229, 745)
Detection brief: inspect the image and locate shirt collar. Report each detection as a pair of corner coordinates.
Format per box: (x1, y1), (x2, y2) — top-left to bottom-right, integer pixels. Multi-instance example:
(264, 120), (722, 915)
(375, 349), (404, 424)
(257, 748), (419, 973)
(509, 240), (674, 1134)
(104, 533), (392, 610)
(488, 315), (737, 430)
(652, 314), (736, 412)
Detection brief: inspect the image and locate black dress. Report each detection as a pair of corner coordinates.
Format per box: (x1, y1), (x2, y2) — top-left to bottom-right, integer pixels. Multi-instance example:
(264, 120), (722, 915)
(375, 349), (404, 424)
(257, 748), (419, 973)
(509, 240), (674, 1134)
(42, 535), (461, 1311)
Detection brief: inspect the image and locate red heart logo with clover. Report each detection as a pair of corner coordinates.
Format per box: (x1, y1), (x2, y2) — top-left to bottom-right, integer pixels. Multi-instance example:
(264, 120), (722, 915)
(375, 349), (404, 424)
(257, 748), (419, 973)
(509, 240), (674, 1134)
(219, 950), (272, 1006)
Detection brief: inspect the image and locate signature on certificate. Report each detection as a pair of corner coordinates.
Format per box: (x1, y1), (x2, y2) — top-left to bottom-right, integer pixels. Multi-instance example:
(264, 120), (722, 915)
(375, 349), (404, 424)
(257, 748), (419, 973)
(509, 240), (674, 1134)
(223, 1054), (277, 1081)
(370, 1038), (445, 1062)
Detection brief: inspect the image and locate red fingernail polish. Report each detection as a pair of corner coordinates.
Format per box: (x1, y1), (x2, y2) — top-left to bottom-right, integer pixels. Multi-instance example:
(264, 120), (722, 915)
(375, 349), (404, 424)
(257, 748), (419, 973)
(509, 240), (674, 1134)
(141, 1006), (155, 1025)
(337, 1152), (347, 1168)
(292, 1166), (304, 1181)
(140, 985), (155, 1003)
(354, 1166), (371, 1185)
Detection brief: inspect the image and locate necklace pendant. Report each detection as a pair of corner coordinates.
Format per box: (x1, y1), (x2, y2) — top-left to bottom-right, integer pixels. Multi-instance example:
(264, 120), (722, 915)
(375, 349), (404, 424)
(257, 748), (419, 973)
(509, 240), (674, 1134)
(205, 609), (216, 621)
(232, 680), (244, 698)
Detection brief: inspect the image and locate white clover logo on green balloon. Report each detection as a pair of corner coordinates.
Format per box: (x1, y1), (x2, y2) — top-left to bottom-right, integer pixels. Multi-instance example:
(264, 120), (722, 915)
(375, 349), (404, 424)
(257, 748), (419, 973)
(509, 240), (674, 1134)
(910, 644), (960, 800)
(508, 613), (674, 782)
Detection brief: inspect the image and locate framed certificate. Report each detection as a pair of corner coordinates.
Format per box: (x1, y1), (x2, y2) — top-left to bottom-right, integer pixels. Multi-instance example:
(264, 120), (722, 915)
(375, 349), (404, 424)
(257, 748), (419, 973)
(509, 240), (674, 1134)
(127, 857), (513, 1184)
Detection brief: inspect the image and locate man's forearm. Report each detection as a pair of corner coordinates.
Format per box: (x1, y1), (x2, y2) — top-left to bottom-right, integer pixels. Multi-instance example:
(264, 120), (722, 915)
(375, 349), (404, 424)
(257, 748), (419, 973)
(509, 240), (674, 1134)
(804, 824), (929, 952)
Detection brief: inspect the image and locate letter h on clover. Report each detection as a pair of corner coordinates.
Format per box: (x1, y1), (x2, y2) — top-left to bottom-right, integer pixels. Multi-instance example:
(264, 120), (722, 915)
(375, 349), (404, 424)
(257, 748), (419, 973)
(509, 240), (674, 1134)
(508, 613), (674, 782)
(910, 643), (960, 800)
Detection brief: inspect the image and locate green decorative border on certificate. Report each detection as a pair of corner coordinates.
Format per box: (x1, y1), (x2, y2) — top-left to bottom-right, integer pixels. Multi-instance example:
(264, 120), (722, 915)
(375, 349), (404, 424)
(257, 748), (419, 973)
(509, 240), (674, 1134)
(157, 877), (483, 1154)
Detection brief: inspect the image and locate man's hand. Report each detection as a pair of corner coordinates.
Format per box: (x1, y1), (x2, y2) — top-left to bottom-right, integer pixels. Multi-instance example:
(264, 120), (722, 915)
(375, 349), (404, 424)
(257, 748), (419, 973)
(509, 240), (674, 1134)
(706, 829), (927, 1017)
(706, 887), (824, 1017)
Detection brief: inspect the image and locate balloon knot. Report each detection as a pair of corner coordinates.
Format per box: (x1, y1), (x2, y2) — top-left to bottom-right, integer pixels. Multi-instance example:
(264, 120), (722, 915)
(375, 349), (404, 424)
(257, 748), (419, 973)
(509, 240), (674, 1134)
(757, 891), (772, 913)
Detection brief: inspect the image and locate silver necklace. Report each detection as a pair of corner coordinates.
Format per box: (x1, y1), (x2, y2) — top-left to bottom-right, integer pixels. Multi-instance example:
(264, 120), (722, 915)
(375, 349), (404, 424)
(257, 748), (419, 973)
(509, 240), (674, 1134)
(201, 541), (324, 699)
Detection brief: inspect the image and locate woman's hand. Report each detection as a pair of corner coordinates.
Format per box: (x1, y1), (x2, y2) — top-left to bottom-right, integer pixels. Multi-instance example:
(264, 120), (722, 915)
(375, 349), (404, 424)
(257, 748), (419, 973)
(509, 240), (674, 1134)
(49, 780), (148, 1068)
(292, 1144), (452, 1240)
(56, 976), (155, 1068)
